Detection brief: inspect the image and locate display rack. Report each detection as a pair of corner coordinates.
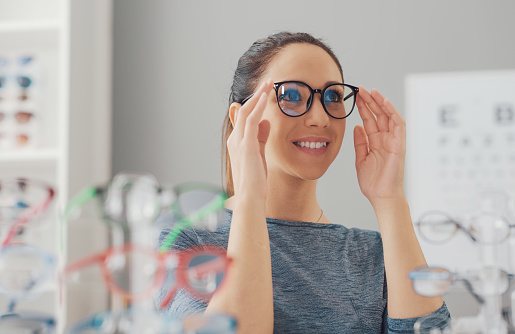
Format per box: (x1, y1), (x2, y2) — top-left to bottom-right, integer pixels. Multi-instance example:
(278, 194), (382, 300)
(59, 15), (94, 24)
(0, 0), (112, 332)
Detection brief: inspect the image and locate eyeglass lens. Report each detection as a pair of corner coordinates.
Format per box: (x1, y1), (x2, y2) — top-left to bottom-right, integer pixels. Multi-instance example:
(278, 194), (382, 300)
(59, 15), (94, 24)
(410, 267), (453, 297)
(186, 253), (226, 294)
(417, 212), (459, 243)
(105, 248), (162, 296)
(418, 211), (512, 245)
(276, 82), (356, 118)
(414, 314), (452, 334)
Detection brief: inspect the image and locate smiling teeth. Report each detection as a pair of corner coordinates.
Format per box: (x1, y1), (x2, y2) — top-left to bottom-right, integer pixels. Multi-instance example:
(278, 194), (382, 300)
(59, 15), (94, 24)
(295, 142), (328, 149)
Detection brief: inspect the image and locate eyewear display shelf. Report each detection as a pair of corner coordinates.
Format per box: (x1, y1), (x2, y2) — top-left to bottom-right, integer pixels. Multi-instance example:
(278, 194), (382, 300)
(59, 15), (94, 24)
(0, 1), (112, 332)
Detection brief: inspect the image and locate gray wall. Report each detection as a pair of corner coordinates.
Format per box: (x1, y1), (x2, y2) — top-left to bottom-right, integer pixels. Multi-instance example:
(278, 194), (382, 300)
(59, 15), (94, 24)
(112, 0), (515, 317)
(113, 0), (515, 232)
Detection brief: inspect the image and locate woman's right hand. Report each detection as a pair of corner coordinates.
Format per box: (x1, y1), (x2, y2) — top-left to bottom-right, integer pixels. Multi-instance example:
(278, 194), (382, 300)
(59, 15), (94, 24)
(227, 79), (274, 205)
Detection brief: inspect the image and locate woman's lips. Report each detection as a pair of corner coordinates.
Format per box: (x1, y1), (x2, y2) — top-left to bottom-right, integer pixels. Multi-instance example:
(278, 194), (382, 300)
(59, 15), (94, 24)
(292, 138), (330, 156)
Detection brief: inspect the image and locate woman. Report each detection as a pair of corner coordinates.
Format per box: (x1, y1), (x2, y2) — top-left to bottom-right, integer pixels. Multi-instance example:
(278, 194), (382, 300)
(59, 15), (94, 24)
(157, 32), (450, 333)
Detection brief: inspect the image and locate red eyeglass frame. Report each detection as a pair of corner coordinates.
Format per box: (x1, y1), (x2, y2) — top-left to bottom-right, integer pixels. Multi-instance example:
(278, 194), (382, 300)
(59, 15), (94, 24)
(63, 243), (232, 308)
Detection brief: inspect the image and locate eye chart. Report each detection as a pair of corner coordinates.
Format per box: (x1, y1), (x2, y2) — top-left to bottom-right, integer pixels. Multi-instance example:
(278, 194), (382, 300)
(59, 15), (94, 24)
(405, 70), (515, 271)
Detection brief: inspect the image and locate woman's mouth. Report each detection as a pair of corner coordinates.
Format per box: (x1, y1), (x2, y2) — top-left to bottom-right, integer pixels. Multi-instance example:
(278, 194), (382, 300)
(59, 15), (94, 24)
(292, 140), (329, 156)
(293, 141), (328, 149)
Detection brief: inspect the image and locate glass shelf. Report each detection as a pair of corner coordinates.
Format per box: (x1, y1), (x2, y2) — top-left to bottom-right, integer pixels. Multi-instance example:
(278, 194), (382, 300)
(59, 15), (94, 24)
(0, 148), (60, 162)
(0, 20), (61, 34)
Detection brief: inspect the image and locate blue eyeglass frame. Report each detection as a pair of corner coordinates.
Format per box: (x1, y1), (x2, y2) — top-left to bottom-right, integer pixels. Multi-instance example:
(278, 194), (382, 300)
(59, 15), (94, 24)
(66, 309), (237, 334)
(0, 311), (56, 333)
(240, 80), (359, 119)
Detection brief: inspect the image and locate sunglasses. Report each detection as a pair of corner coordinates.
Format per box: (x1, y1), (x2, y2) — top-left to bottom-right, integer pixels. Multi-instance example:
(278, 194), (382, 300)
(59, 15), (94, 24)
(241, 81), (359, 119)
(63, 243), (231, 309)
(0, 112), (35, 124)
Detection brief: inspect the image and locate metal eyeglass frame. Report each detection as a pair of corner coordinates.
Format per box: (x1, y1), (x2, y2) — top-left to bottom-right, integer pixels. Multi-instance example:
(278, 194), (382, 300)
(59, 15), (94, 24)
(415, 210), (515, 245)
(63, 243), (232, 309)
(408, 266), (514, 304)
(240, 81), (359, 119)
(1, 178), (56, 246)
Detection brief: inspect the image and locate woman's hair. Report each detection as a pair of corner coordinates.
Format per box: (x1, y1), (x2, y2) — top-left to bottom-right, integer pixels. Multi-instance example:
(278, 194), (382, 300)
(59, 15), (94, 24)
(222, 31), (344, 197)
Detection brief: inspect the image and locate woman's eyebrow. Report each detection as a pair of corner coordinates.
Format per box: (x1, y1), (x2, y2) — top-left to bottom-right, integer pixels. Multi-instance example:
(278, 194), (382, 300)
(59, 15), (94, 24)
(324, 80), (343, 86)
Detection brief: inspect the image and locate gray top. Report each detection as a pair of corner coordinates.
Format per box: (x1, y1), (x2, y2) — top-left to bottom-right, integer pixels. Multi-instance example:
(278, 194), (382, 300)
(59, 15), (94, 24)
(155, 208), (450, 334)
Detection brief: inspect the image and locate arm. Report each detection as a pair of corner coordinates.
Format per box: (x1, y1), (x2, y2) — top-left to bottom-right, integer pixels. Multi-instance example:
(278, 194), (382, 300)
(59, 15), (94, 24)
(205, 80), (274, 333)
(354, 87), (443, 318)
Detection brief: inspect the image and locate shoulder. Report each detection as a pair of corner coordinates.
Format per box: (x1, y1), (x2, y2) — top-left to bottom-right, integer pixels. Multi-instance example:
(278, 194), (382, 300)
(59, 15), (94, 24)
(340, 227), (384, 271)
(153, 210), (231, 252)
(345, 227), (383, 252)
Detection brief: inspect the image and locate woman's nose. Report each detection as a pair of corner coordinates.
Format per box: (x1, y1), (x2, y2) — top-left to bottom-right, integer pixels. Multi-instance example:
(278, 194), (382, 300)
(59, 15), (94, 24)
(304, 94), (330, 128)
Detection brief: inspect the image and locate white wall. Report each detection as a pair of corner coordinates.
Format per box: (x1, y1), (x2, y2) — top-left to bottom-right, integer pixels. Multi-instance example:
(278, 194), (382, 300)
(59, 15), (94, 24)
(112, 0), (515, 317)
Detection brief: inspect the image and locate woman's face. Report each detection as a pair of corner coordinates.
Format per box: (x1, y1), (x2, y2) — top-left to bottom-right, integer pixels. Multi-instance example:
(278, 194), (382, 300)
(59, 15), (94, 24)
(259, 43), (346, 181)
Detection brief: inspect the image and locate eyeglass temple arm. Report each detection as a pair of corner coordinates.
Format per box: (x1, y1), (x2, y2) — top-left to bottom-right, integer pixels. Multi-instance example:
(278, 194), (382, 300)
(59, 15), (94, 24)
(187, 257), (228, 279)
(1, 188), (55, 247)
(7, 276), (39, 313)
(159, 285), (179, 309)
(64, 253), (106, 277)
(63, 186), (99, 220)
(344, 86), (359, 102)
(159, 258), (228, 310)
(460, 278), (485, 304)
(159, 193), (227, 253)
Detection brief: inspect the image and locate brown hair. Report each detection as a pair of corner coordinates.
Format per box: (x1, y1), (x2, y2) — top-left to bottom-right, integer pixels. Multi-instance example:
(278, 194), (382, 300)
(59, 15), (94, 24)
(222, 32), (344, 197)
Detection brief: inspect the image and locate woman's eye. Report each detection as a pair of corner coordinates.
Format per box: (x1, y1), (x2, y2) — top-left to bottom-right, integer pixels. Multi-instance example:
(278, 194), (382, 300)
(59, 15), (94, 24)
(280, 89), (302, 102)
(325, 90), (342, 103)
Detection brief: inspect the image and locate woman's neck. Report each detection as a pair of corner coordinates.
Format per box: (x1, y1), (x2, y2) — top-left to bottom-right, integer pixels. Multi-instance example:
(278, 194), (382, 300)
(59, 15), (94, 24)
(264, 170), (322, 222)
(224, 170), (324, 223)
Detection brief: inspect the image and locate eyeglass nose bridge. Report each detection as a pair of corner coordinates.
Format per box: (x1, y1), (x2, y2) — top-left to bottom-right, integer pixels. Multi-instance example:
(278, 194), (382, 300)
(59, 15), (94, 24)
(305, 88), (327, 115)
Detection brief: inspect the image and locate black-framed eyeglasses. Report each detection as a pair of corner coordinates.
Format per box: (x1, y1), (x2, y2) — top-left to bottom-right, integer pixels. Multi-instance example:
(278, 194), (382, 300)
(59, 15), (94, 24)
(241, 81), (359, 119)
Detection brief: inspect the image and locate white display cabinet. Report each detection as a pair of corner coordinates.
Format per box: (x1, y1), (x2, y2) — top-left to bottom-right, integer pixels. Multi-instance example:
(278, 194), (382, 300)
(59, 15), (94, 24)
(0, 0), (112, 332)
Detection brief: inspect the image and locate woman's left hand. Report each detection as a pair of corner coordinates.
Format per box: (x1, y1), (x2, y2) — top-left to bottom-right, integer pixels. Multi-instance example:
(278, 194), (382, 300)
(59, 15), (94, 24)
(353, 87), (406, 205)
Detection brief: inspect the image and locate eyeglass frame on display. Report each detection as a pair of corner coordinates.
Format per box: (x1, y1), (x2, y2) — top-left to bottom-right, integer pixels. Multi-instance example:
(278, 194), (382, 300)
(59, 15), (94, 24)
(64, 174), (227, 249)
(0, 111), (35, 124)
(240, 81), (359, 119)
(62, 242), (232, 309)
(0, 310), (55, 333)
(0, 243), (56, 307)
(413, 313), (453, 334)
(415, 210), (515, 245)
(408, 265), (514, 304)
(65, 309), (237, 334)
(1, 178), (55, 246)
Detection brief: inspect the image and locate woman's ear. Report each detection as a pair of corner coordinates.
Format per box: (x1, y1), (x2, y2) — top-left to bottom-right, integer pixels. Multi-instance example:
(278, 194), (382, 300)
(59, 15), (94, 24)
(229, 103), (241, 127)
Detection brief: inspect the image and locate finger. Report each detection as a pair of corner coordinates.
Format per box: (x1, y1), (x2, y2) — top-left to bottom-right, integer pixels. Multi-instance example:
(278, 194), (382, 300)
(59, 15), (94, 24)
(353, 125), (369, 168)
(355, 93), (379, 135)
(383, 97), (405, 124)
(258, 120), (271, 170)
(234, 80), (269, 138)
(244, 89), (271, 140)
(371, 89), (405, 126)
(384, 98), (406, 137)
(359, 87), (389, 132)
